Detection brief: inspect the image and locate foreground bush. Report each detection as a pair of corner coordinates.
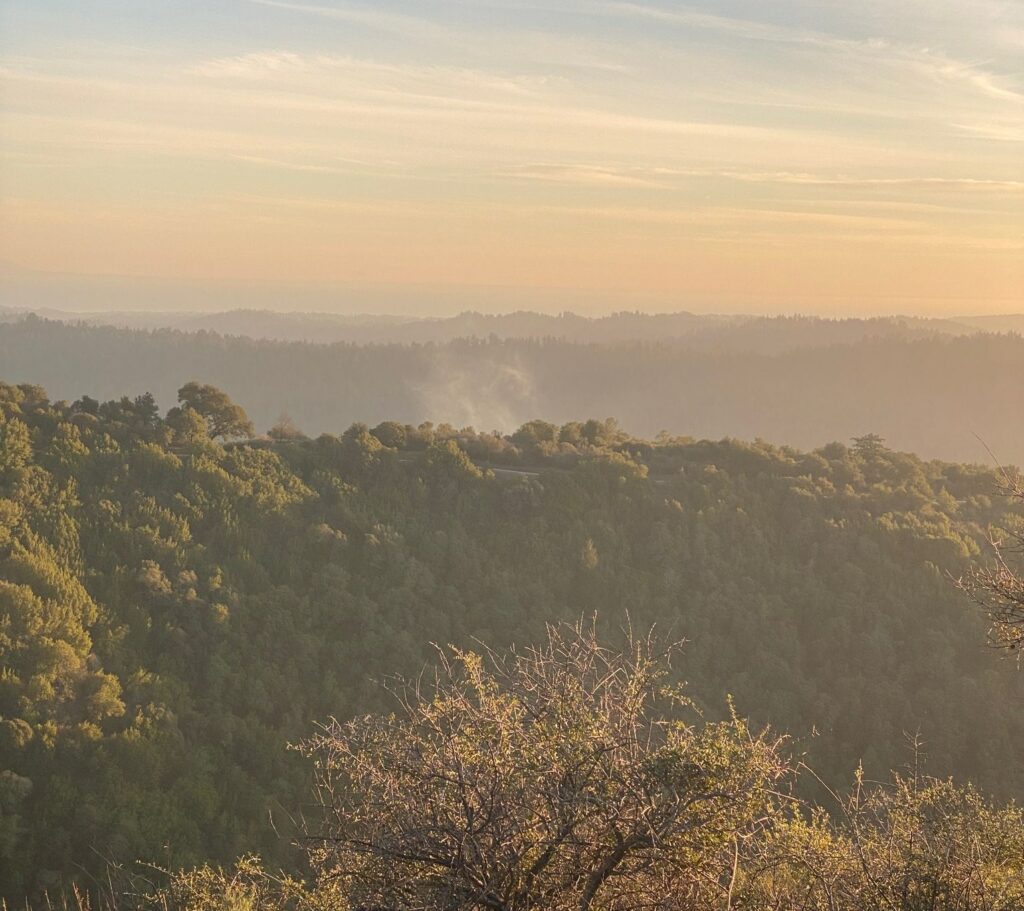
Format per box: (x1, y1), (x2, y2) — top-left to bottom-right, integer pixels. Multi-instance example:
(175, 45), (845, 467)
(30, 627), (1023, 911)
(749, 771), (1024, 910)
(300, 623), (787, 910)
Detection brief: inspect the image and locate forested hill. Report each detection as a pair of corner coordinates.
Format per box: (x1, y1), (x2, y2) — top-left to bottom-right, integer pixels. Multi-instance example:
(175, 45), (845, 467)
(3, 316), (1024, 465)
(2, 306), (1007, 347)
(1, 381), (1023, 900)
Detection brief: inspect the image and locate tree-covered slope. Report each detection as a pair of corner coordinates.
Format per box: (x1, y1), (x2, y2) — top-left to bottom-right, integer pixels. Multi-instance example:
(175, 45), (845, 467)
(3, 317), (1024, 464)
(0, 382), (1022, 900)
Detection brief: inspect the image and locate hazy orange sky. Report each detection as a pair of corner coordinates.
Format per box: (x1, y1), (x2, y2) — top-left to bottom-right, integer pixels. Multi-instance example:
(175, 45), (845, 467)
(1, 0), (1022, 315)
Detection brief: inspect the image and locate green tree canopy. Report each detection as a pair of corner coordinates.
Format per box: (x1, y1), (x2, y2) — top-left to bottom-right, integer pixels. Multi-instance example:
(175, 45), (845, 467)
(174, 381), (254, 441)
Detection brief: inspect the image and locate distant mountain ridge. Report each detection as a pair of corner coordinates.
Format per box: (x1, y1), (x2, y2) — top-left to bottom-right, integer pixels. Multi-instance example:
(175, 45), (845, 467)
(3, 305), (1021, 351)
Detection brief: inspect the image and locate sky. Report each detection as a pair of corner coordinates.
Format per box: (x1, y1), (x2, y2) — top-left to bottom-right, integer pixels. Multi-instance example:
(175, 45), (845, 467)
(1, 0), (1022, 316)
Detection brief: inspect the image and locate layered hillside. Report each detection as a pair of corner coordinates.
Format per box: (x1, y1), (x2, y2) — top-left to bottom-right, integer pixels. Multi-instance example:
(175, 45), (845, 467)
(2, 316), (1023, 463)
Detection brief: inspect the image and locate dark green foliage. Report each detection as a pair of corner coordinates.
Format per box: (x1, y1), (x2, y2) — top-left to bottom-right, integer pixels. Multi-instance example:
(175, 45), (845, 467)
(1, 382), (1022, 902)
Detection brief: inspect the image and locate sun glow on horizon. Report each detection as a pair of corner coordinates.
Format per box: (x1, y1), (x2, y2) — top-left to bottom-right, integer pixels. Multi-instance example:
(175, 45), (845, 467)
(1, 0), (1022, 315)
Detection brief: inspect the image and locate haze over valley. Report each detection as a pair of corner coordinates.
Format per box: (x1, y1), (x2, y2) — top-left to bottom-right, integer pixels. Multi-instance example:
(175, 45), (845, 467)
(3, 309), (1024, 465)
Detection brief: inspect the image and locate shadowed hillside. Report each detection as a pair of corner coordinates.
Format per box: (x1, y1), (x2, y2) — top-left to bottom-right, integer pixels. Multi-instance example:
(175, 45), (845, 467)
(2, 316), (1022, 464)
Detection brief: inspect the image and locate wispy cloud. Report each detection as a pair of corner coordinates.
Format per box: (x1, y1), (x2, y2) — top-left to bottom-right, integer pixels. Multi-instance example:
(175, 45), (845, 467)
(912, 56), (1024, 104)
(952, 122), (1024, 142)
(0, 60), (811, 146)
(603, 2), (1024, 107)
(730, 173), (1024, 191)
(244, 0), (448, 39)
(526, 202), (926, 232)
(495, 163), (1024, 192)
(498, 164), (667, 188)
(189, 51), (552, 98)
(189, 51), (312, 79)
(229, 154), (375, 173)
(601, 1), (857, 49)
